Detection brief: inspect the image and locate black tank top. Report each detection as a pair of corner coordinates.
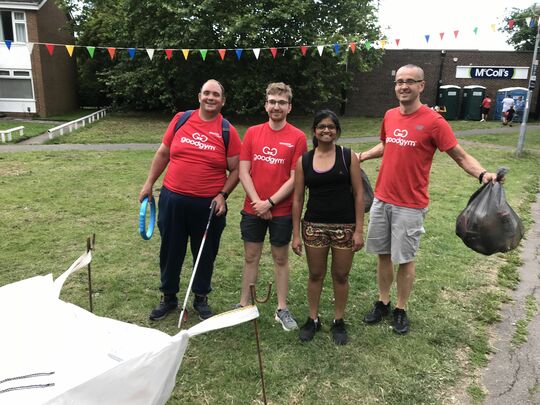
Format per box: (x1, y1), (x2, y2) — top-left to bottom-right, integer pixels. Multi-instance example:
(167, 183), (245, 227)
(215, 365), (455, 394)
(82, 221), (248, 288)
(302, 145), (355, 223)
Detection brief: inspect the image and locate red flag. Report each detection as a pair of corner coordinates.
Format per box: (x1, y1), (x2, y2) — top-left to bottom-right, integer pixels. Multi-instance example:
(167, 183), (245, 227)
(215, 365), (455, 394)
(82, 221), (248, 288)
(45, 43), (55, 56)
(218, 49), (226, 60)
(107, 47), (116, 60)
(509, 19), (515, 29)
(439, 32), (445, 40)
(349, 42), (356, 53)
(165, 49), (173, 60)
(453, 30), (459, 38)
(270, 47), (277, 58)
(300, 46), (308, 56)
(395, 39), (400, 47)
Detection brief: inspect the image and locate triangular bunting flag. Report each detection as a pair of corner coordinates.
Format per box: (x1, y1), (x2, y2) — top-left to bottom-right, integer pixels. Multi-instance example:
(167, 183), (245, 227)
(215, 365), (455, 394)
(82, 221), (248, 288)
(270, 47), (277, 58)
(107, 47), (116, 60)
(491, 24), (496, 32)
(146, 48), (155, 60)
(218, 49), (226, 60)
(395, 39), (400, 47)
(26, 42), (34, 54)
(364, 41), (371, 50)
(317, 45), (324, 56)
(164, 49), (173, 60)
(424, 35), (430, 43)
(65, 45), (75, 57)
(333, 43), (340, 55)
(86, 46), (95, 58)
(127, 48), (136, 59)
(45, 43), (55, 56)
(453, 30), (459, 38)
(182, 49), (189, 60)
(200, 49), (208, 60)
(349, 42), (356, 53)
(5, 40), (12, 50)
(380, 40), (386, 49)
(235, 49), (242, 60)
(439, 32), (445, 40)
(530, 18), (536, 28)
(300, 46), (308, 56)
(253, 48), (260, 59)
(473, 27), (478, 35)
(526, 17), (532, 27)
(508, 19), (515, 29)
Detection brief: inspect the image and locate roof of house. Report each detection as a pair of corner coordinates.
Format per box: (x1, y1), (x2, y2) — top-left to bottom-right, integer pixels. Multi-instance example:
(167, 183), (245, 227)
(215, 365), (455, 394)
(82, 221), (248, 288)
(0, 1), (47, 10)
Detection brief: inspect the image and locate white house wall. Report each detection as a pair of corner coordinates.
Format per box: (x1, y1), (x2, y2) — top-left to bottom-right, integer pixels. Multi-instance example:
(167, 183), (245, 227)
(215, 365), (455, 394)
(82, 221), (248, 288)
(0, 42), (36, 113)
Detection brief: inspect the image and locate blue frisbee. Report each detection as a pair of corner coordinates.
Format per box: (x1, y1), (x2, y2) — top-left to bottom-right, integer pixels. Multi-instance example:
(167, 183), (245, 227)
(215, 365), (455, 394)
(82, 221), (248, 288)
(139, 196), (156, 240)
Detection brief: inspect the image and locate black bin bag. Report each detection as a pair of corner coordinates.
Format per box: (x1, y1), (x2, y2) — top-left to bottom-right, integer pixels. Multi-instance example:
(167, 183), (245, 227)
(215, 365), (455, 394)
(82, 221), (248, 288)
(456, 170), (524, 255)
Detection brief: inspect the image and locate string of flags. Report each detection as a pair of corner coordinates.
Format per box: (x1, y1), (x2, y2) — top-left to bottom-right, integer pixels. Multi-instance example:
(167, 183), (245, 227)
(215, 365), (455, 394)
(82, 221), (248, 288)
(1, 17), (536, 60)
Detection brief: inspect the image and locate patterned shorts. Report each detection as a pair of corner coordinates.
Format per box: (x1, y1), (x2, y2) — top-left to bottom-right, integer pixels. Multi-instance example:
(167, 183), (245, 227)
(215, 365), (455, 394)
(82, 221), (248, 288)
(301, 220), (356, 249)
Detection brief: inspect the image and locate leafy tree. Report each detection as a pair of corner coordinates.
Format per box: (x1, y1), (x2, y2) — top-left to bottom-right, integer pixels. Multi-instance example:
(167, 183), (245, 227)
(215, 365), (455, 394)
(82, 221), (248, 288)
(501, 6), (538, 51)
(65, 0), (383, 115)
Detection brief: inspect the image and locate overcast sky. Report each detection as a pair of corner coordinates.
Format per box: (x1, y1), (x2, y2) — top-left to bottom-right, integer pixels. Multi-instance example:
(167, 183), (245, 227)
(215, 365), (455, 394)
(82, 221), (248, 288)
(378, 0), (535, 50)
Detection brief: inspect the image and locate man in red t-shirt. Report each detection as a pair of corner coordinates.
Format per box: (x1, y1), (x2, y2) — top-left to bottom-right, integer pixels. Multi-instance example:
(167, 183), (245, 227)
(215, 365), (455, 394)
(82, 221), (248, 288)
(480, 95), (492, 122)
(139, 79), (241, 322)
(237, 82), (307, 331)
(357, 65), (497, 334)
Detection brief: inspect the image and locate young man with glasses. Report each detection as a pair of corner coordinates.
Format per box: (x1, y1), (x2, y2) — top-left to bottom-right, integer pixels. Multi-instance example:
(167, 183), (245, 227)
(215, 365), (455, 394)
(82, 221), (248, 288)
(357, 64), (497, 334)
(237, 82), (308, 331)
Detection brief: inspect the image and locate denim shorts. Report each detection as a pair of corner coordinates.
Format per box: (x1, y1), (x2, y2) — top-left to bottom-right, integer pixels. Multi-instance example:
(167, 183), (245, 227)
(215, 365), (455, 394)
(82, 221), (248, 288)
(365, 198), (427, 264)
(240, 211), (292, 247)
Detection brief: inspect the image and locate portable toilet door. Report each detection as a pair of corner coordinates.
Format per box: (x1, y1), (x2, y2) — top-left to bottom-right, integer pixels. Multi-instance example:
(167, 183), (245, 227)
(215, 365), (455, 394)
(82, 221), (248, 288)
(495, 87), (528, 120)
(461, 85), (486, 120)
(438, 85), (461, 120)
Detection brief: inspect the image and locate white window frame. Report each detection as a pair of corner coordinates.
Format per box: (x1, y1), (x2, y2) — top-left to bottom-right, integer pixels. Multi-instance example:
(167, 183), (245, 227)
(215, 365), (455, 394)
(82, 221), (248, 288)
(0, 10), (28, 43)
(0, 69), (35, 101)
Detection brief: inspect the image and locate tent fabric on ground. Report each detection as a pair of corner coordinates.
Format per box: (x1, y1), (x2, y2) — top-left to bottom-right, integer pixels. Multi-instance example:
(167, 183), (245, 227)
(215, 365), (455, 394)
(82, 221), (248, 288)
(0, 250), (259, 405)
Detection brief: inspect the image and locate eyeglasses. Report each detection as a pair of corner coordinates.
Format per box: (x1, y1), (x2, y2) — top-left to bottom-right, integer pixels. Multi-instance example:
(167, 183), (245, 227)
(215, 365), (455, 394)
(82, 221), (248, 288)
(266, 99), (289, 106)
(315, 124), (337, 131)
(394, 79), (423, 86)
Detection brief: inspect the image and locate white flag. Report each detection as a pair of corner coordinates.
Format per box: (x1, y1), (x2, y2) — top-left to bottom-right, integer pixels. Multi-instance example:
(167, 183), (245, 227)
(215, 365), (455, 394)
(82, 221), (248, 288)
(146, 48), (155, 60)
(317, 45), (324, 56)
(26, 42), (34, 54)
(253, 48), (260, 59)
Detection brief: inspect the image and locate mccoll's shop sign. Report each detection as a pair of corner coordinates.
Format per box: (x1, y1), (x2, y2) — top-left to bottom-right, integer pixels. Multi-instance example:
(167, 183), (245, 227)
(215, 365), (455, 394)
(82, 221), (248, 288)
(456, 66), (528, 80)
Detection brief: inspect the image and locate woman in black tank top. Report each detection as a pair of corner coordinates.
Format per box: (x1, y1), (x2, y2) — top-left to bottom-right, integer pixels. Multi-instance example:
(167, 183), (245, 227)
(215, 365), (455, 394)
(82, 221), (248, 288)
(291, 109), (365, 345)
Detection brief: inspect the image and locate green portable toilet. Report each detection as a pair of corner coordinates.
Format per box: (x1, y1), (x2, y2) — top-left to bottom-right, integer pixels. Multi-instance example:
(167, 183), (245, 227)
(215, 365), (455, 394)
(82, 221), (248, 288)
(438, 85), (461, 120)
(461, 85), (486, 120)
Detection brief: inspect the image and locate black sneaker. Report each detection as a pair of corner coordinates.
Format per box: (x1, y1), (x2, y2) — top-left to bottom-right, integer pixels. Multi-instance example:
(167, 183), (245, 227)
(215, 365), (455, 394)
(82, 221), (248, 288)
(149, 294), (178, 321)
(331, 319), (348, 345)
(392, 308), (409, 334)
(363, 301), (391, 324)
(299, 317), (321, 342)
(193, 295), (214, 320)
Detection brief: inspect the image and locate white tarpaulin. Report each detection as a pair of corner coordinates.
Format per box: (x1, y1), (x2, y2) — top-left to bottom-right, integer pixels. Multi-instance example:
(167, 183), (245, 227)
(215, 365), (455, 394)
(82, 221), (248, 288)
(0, 251), (259, 404)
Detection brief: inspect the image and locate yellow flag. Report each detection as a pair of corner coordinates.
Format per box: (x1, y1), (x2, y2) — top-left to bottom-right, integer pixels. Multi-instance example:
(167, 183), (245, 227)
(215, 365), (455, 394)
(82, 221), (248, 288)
(490, 24), (496, 32)
(65, 45), (75, 57)
(182, 49), (189, 60)
(380, 40), (386, 49)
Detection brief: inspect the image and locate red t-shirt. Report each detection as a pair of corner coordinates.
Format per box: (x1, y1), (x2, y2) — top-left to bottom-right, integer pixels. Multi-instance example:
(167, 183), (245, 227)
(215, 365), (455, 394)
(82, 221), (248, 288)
(375, 105), (458, 208)
(240, 122), (307, 216)
(162, 109), (241, 197)
(481, 97), (492, 108)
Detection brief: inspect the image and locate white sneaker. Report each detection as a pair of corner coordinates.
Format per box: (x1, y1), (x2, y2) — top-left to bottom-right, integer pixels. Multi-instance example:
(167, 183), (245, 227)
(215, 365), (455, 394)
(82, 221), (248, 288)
(275, 308), (298, 331)
(480, 119), (485, 122)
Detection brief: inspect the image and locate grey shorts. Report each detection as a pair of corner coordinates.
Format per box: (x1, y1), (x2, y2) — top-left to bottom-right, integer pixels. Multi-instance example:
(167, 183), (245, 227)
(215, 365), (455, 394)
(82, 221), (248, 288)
(365, 198), (428, 264)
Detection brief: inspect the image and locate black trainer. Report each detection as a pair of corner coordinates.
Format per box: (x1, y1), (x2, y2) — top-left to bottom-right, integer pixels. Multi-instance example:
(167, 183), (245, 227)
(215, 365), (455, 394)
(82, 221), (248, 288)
(392, 308), (409, 334)
(331, 319), (348, 345)
(149, 294), (178, 321)
(299, 317), (321, 342)
(193, 295), (214, 320)
(363, 300), (391, 324)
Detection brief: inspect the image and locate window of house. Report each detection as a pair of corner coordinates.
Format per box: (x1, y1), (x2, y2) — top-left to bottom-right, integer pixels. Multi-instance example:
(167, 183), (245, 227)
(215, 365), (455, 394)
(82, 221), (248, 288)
(0, 11), (27, 43)
(0, 70), (34, 99)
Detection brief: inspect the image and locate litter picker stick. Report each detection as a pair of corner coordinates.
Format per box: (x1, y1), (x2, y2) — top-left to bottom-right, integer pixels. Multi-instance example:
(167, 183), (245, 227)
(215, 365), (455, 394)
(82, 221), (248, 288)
(86, 234), (96, 313)
(178, 200), (217, 328)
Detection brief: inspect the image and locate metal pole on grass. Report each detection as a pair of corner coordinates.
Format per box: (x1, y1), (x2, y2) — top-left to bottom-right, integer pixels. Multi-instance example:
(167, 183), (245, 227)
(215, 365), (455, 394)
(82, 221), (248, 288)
(517, 3), (540, 157)
(87, 234), (96, 313)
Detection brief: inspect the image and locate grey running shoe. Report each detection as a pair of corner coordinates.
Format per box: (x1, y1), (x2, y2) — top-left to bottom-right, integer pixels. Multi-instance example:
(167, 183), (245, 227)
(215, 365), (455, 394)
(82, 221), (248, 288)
(274, 308), (298, 331)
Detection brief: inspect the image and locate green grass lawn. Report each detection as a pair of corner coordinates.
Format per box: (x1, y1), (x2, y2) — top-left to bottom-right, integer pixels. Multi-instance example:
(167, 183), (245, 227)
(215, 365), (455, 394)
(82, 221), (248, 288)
(1, 137), (539, 403)
(458, 129), (540, 150)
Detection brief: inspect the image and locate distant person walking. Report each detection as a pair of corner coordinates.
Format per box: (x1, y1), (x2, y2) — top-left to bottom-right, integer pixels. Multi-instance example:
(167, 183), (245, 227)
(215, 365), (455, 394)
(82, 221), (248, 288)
(501, 95), (515, 126)
(480, 95), (492, 122)
(515, 96), (525, 122)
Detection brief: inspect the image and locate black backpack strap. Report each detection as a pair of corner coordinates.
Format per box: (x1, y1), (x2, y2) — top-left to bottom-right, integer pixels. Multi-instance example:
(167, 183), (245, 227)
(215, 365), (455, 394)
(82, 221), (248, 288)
(222, 118), (230, 154)
(174, 110), (194, 133)
(301, 150), (311, 174)
(340, 146), (351, 175)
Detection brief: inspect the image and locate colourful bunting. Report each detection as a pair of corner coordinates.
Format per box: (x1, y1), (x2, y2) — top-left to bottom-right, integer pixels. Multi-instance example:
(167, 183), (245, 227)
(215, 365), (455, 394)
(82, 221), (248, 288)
(164, 49), (173, 60)
(509, 19), (515, 29)
(473, 27), (478, 35)
(530, 18), (536, 28)
(200, 49), (207, 60)
(107, 47), (116, 60)
(424, 35), (430, 43)
(333, 43), (340, 55)
(146, 48), (154, 60)
(526, 17), (532, 27)
(364, 41), (371, 50)
(395, 39), (400, 47)
(65, 45), (75, 57)
(45, 43), (55, 56)
(300, 46), (308, 56)
(86, 46), (95, 58)
(439, 32), (444, 40)
(26, 42), (34, 54)
(5, 40), (12, 50)
(453, 30), (459, 38)
(182, 49), (189, 60)
(270, 47), (277, 58)
(349, 42), (356, 53)
(218, 49), (226, 60)
(252, 48), (260, 59)
(491, 24), (496, 32)
(317, 45), (324, 56)
(127, 48), (136, 59)
(235, 49), (242, 60)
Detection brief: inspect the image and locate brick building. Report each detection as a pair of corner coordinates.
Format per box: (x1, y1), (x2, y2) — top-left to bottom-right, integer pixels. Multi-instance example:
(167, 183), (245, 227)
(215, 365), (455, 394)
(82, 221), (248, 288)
(0, 0), (78, 117)
(348, 49), (537, 118)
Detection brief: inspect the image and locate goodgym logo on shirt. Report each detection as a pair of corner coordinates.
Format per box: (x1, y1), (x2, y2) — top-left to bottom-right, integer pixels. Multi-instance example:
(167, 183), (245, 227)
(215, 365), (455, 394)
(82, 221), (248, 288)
(387, 128), (417, 147)
(181, 132), (216, 150)
(253, 145), (285, 164)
